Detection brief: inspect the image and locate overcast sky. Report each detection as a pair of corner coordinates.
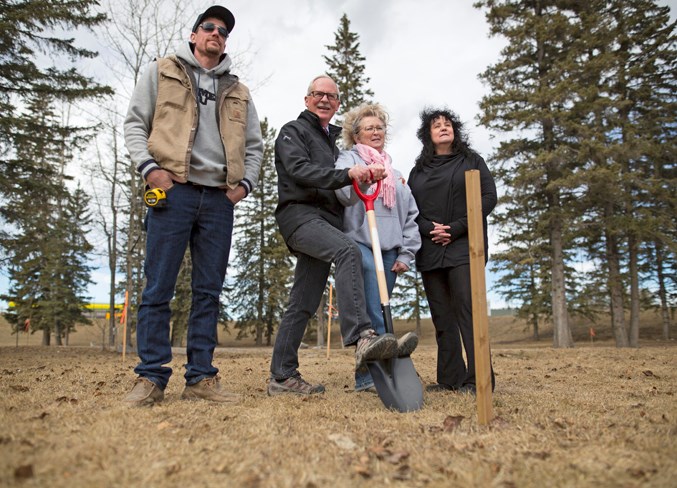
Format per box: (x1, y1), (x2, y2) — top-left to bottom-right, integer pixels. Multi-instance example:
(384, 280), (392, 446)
(2, 0), (675, 310)
(229, 0), (507, 176)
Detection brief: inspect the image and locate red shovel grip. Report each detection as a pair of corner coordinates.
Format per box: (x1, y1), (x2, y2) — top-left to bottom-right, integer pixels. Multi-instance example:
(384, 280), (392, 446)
(352, 178), (381, 212)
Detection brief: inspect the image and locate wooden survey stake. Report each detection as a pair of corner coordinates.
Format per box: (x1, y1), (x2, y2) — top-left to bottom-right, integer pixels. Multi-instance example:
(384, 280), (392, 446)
(465, 170), (493, 425)
(326, 283), (333, 359)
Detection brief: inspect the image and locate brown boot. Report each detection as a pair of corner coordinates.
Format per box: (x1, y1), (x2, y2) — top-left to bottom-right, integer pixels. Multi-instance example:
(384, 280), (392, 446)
(397, 332), (419, 357)
(123, 377), (164, 406)
(181, 375), (241, 403)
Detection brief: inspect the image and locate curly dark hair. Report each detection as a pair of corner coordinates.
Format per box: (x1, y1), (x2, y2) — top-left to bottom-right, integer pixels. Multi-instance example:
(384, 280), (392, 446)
(414, 107), (472, 167)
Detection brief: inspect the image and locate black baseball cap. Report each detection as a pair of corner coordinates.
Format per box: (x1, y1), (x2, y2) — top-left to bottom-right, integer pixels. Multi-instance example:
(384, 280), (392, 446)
(191, 6), (235, 34)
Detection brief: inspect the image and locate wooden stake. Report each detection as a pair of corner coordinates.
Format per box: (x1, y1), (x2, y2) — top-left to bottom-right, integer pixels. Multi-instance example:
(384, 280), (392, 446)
(121, 291), (129, 363)
(465, 170), (493, 425)
(326, 283), (333, 359)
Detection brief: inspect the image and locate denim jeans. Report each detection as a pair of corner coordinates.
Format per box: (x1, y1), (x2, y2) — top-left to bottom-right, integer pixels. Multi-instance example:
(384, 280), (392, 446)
(135, 183), (234, 389)
(270, 218), (371, 380)
(354, 243), (398, 390)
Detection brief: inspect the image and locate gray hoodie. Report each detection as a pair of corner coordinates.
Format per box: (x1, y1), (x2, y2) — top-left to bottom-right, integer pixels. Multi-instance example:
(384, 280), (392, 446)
(335, 148), (421, 267)
(124, 42), (263, 190)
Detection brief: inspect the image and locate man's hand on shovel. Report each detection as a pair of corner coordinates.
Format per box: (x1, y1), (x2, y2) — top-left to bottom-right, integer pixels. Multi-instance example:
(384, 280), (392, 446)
(348, 163), (385, 184)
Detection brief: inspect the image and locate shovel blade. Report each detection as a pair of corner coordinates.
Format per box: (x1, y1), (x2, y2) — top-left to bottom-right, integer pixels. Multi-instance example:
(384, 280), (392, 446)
(367, 356), (424, 412)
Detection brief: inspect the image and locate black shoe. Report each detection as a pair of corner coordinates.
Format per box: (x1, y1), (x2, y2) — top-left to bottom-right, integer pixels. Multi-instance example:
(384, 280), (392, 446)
(425, 383), (455, 392)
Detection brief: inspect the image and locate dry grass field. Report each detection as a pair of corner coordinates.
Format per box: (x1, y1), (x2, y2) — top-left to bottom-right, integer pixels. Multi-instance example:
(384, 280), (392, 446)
(0, 313), (675, 487)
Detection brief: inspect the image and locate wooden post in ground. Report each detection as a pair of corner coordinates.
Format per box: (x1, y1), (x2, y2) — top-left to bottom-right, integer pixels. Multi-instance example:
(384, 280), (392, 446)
(326, 283), (333, 359)
(465, 170), (493, 425)
(121, 291), (129, 363)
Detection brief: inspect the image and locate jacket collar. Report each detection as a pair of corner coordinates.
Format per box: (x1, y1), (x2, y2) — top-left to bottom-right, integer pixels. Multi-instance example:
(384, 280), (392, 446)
(299, 109), (341, 137)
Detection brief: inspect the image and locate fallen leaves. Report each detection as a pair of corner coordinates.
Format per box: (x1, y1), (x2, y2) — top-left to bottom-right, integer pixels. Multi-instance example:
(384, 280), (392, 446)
(55, 396), (78, 404)
(352, 438), (412, 479)
(443, 415), (465, 432)
(328, 433), (358, 451)
(14, 464), (34, 479)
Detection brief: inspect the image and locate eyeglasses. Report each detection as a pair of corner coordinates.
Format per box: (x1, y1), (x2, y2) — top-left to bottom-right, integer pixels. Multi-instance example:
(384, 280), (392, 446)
(199, 22), (229, 38)
(308, 91), (340, 102)
(360, 125), (385, 133)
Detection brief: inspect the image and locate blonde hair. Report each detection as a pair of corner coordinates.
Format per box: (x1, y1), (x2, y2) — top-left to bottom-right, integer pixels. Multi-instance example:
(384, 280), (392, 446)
(341, 103), (390, 149)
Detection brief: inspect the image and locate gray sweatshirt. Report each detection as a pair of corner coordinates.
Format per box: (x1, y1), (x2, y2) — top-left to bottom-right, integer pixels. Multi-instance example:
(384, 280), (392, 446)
(124, 42), (263, 190)
(335, 148), (421, 267)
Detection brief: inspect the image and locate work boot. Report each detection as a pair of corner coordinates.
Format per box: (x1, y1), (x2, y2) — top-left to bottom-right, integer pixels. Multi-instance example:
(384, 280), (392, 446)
(397, 332), (419, 357)
(181, 375), (241, 403)
(267, 374), (325, 396)
(123, 377), (164, 407)
(355, 329), (397, 370)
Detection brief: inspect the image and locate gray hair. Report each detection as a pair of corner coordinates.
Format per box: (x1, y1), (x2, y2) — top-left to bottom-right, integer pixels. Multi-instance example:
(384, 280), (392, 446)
(341, 103), (390, 149)
(306, 75), (340, 98)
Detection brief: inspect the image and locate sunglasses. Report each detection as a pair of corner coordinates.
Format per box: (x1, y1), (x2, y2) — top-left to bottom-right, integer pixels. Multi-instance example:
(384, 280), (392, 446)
(199, 22), (228, 38)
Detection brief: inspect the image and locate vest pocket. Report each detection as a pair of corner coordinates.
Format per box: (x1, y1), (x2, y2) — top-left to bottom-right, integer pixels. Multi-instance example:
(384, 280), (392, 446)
(225, 98), (246, 124)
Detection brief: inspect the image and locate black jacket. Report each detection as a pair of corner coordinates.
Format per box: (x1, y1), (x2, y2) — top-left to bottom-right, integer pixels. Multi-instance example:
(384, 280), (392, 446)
(408, 151), (497, 271)
(274, 110), (352, 241)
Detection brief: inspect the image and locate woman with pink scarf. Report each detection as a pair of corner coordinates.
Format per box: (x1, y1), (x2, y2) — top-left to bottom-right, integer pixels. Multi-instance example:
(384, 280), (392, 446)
(335, 103), (422, 392)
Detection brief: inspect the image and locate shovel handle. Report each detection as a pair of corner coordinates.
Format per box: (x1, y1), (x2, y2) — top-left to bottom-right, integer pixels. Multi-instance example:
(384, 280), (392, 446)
(352, 179), (381, 211)
(352, 178), (393, 333)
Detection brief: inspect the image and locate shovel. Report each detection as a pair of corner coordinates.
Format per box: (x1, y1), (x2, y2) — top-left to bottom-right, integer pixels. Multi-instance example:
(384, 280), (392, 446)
(353, 179), (424, 412)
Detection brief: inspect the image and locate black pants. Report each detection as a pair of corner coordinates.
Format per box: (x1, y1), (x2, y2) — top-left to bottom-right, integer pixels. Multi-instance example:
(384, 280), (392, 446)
(421, 264), (495, 389)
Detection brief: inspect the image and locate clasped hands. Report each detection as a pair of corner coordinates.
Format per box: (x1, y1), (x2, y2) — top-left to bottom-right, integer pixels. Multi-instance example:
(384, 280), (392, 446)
(430, 221), (451, 246)
(348, 164), (385, 183)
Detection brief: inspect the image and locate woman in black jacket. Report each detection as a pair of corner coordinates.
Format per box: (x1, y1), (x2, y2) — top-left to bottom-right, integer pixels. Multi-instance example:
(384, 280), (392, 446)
(408, 108), (497, 393)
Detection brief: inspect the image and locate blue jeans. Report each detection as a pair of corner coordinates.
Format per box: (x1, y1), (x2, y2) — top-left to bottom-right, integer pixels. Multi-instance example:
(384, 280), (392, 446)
(270, 218), (371, 381)
(355, 243), (398, 390)
(134, 183), (234, 389)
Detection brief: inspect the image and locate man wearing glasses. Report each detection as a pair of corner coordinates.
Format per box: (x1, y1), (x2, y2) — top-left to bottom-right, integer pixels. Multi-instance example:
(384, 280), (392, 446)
(268, 75), (398, 396)
(123, 6), (263, 406)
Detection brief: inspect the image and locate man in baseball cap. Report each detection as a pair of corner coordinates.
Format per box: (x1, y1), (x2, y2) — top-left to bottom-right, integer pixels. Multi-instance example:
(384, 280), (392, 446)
(192, 5), (235, 35)
(123, 4), (262, 406)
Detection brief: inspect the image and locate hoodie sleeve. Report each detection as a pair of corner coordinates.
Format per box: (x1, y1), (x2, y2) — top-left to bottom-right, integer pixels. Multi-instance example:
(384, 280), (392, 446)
(334, 150), (362, 206)
(398, 183), (422, 267)
(240, 96), (264, 195)
(123, 61), (159, 179)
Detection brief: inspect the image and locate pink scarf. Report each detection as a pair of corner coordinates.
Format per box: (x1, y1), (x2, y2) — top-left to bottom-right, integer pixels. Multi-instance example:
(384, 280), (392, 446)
(355, 144), (396, 209)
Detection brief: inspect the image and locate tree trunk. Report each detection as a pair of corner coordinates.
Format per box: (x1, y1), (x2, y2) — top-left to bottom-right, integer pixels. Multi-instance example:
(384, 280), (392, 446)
(266, 318), (273, 347)
(654, 242), (671, 340)
(42, 328), (50, 346)
(628, 234), (640, 347)
(604, 203), (629, 347)
(551, 213), (574, 348)
(55, 320), (63, 346)
(530, 264), (539, 340)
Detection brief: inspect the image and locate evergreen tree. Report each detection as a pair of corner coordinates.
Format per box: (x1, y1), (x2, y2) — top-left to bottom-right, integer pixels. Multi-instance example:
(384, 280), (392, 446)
(1, 96), (94, 345)
(477, 0), (675, 347)
(0, 0), (111, 199)
(391, 268), (427, 337)
(476, 0), (583, 347)
(227, 119), (293, 346)
(568, 0), (675, 346)
(323, 13), (374, 123)
(490, 194), (551, 340)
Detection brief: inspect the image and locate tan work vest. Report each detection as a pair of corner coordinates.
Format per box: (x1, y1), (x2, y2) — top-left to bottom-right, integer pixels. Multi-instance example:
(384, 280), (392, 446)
(147, 56), (250, 189)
